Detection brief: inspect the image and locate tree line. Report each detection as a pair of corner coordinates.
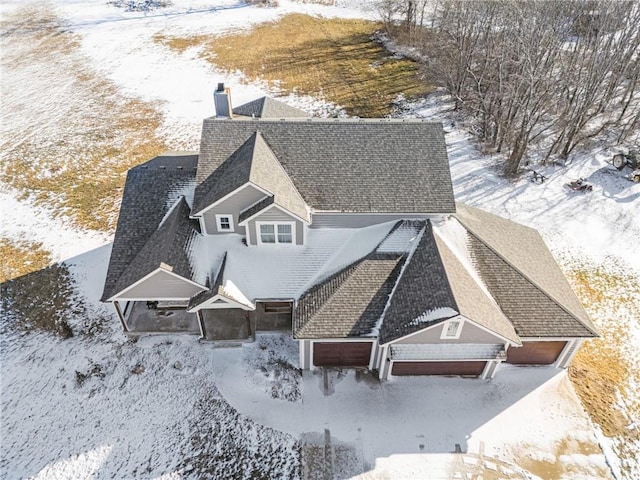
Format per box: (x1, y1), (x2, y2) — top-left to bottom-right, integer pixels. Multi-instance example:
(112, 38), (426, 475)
(379, 0), (640, 176)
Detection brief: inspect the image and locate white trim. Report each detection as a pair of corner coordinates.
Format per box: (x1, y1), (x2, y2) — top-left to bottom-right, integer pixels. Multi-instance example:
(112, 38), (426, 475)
(368, 341), (378, 370)
(389, 357), (497, 363)
(187, 294), (255, 312)
(310, 338), (377, 343)
(312, 211), (444, 217)
(519, 336), (585, 341)
(107, 267), (206, 301)
(256, 221), (296, 245)
(382, 314), (520, 347)
(379, 345), (391, 380)
(299, 340), (308, 370)
(193, 183), (271, 216)
(198, 216), (208, 235)
(309, 341), (314, 371)
(440, 318), (463, 339)
(556, 339), (584, 368)
(239, 202), (310, 226)
(215, 214), (235, 232)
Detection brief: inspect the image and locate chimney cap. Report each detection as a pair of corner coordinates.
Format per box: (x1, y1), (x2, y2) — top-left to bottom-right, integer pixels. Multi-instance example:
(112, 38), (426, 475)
(216, 83), (225, 92)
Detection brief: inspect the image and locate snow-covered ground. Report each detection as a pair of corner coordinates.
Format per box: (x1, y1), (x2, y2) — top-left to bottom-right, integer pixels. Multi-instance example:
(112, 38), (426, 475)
(1, 1), (638, 479)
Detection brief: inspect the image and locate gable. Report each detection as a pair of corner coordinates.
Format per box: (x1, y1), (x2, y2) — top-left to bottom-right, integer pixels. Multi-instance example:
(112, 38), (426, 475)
(392, 317), (510, 345)
(114, 269), (205, 300)
(433, 225), (520, 344)
(193, 131), (309, 222)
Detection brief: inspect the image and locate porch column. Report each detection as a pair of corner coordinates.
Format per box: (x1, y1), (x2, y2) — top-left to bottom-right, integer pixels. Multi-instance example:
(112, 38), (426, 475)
(197, 310), (207, 340)
(113, 301), (129, 332)
(557, 339), (583, 368)
(379, 345), (391, 380)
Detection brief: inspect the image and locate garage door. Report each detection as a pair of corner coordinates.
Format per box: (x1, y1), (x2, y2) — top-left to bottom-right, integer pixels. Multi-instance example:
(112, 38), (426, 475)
(392, 361), (486, 377)
(313, 342), (372, 367)
(506, 341), (567, 365)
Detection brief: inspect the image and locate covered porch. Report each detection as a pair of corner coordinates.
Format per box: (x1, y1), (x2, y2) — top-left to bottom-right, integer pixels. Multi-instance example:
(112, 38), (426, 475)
(116, 301), (200, 335)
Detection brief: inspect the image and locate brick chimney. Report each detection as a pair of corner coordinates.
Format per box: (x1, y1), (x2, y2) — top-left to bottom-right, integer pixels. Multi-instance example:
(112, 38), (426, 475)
(214, 83), (233, 118)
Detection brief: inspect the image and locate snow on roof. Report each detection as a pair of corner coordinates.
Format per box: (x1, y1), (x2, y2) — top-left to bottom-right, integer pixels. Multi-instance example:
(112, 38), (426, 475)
(433, 216), (495, 303)
(186, 224), (400, 301)
(166, 177), (196, 210)
(300, 221), (399, 291)
(220, 279), (253, 308)
(408, 307), (459, 327)
(376, 220), (423, 254)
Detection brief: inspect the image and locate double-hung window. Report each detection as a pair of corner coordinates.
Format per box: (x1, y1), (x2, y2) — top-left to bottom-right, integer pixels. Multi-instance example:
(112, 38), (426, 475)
(257, 222), (294, 245)
(215, 214), (234, 232)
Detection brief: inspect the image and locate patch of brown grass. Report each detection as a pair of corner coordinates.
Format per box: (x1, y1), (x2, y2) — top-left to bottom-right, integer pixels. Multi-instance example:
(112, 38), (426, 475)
(563, 259), (640, 472)
(155, 14), (433, 117)
(1, 6), (167, 232)
(0, 238), (52, 283)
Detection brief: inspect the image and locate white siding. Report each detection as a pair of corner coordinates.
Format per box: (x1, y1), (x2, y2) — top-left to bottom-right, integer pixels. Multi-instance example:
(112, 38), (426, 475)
(117, 270), (204, 300)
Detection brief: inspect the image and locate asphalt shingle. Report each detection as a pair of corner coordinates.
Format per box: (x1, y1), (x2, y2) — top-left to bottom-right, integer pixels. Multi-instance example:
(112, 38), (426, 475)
(196, 118), (455, 214)
(294, 253), (405, 338)
(101, 154), (198, 302)
(232, 97), (311, 119)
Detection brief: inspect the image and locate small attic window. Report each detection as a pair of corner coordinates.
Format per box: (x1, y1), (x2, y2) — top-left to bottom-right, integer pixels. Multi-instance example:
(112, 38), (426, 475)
(215, 214), (234, 232)
(441, 319), (462, 339)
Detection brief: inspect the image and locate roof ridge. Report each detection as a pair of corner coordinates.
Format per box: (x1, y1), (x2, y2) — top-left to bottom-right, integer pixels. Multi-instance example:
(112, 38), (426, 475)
(209, 117), (441, 124)
(376, 223), (430, 343)
(459, 220), (598, 336)
(109, 197), (195, 299)
(432, 221), (505, 319)
(250, 132), (310, 222)
(294, 257), (365, 336)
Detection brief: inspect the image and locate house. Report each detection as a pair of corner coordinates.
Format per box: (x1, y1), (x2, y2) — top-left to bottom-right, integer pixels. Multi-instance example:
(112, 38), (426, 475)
(101, 85), (597, 380)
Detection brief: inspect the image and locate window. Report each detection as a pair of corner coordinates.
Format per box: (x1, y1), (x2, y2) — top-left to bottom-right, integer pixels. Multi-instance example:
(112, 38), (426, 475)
(257, 222), (295, 245)
(215, 214), (234, 232)
(277, 224), (292, 243)
(263, 302), (292, 314)
(441, 319), (462, 339)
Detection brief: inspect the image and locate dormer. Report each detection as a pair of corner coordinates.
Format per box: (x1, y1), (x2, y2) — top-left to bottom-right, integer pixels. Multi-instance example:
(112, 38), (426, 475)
(190, 131), (310, 244)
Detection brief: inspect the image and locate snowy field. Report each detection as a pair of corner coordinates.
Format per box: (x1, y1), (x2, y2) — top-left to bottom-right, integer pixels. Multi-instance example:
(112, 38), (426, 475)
(1, 1), (639, 479)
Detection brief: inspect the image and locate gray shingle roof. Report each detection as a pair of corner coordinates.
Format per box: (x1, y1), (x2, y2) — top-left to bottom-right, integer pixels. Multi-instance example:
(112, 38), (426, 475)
(468, 232), (596, 337)
(294, 253), (405, 339)
(187, 252), (226, 311)
(232, 97), (311, 119)
(433, 232), (520, 344)
(379, 222), (458, 344)
(193, 131), (309, 221)
(238, 196), (274, 223)
(196, 118), (455, 214)
(107, 196), (200, 301)
(454, 203), (597, 337)
(101, 154), (199, 302)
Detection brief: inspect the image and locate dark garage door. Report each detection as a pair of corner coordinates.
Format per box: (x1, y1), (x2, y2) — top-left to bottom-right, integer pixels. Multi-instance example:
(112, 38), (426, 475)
(313, 342), (372, 367)
(506, 341), (567, 365)
(392, 361), (486, 377)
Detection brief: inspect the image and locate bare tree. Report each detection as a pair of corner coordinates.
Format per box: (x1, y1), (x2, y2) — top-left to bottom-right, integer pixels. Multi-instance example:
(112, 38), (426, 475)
(384, 0), (640, 176)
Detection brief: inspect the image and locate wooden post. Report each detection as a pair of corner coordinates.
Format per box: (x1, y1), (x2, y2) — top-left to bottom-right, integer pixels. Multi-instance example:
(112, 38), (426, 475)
(113, 301), (129, 332)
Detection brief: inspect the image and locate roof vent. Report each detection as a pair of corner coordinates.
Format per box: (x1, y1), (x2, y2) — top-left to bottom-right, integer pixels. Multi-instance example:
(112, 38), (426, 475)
(214, 83), (233, 118)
